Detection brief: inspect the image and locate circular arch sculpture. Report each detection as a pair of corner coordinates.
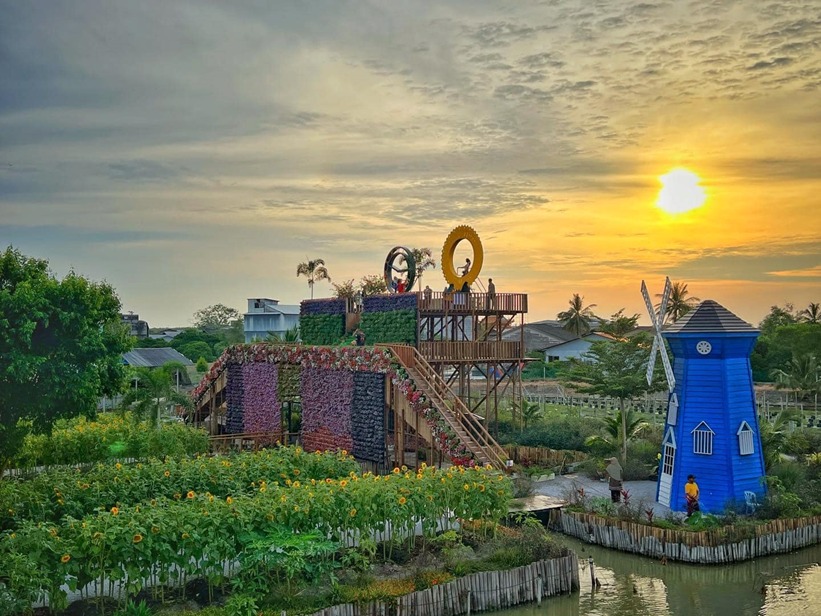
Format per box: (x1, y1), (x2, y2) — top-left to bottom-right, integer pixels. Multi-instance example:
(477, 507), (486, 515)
(383, 246), (417, 292)
(441, 225), (483, 288)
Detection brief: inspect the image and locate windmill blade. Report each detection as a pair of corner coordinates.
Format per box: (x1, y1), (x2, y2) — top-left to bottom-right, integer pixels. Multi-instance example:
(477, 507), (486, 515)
(641, 281), (659, 329)
(659, 341), (676, 391)
(646, 334), (659, 385)
(658, 276), (672, 325)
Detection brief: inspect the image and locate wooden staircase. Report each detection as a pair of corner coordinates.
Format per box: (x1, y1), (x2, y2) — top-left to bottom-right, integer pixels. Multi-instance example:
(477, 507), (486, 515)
(384, 344), (510, 469)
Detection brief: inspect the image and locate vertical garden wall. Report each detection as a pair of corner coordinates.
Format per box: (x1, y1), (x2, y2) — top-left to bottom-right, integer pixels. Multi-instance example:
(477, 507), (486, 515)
(194, 344), (474, 466)
(300, 298), (347, 345)
(361, 293), (418, 345)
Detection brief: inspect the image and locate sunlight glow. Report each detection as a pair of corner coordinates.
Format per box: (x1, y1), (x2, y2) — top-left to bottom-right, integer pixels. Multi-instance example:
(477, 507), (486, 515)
(656, 168), (707, 214)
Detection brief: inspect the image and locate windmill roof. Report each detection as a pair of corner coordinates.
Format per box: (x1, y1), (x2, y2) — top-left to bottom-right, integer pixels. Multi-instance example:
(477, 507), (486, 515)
(664, 300), (757, 334)
(122, 348), (194, 367)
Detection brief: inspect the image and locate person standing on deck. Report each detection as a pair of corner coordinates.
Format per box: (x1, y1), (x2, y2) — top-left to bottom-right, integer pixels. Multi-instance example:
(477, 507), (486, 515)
(487, 278), (496, 309)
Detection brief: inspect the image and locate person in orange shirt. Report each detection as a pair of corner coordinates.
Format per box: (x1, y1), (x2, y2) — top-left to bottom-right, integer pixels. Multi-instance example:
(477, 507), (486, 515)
(685, 474), (700, 517)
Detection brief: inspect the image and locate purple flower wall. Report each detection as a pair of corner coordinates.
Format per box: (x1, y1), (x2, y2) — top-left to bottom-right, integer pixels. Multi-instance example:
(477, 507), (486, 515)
(241, 363), (280, 434)
(300, 368), (355, 453)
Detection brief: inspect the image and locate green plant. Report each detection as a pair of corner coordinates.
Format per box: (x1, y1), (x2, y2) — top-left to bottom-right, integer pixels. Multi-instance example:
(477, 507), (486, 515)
(196, 357), (209, 373)
(589, 496), (616, 517)
(114, 599), (153, 616)
(224, 593), (260, 616)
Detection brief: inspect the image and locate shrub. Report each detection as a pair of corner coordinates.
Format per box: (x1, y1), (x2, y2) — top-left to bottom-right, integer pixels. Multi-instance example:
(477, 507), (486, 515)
(196, 357), (209, 372)
(509, 416), (595, 451)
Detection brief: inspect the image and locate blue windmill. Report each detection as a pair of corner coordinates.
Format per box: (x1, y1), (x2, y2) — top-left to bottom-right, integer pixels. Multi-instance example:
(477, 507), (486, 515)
(643, 280), (766, 512)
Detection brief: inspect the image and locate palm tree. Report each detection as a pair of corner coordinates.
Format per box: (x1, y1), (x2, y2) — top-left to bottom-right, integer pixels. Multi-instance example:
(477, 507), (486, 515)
(120, 362), (193, 428)
(771, 353), (820, 408)
(584, 409), (649, 464)
(557, 294), (597, 337)
(799, 302), (820, 324)
(656, 281), (699, 323)
(410, 247), (436, 288)
(267, 325), (301, 343)
(759, 410), (800, 470)
(296, 258), (331, 299)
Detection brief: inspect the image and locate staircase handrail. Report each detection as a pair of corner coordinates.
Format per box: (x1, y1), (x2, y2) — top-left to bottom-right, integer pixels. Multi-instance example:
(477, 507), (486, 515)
(384, 344), (509, 468)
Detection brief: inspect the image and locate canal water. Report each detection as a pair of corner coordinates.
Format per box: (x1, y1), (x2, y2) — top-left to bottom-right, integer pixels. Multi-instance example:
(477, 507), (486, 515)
(490, 536), (821, 616)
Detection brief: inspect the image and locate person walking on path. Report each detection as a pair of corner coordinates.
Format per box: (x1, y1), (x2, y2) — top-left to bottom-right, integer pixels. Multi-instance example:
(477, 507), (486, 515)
(685, 474), (700, 517)
(606, 457), (623, 503)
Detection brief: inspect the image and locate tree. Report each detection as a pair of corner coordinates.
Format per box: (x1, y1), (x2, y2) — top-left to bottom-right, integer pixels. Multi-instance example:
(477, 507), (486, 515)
(799, 302), (820, 324)
(195, 357), (209, 373)
(584, 409), (649, 456)
(332, 279), (356, 300)
(296, 258), (331, 299)
(656, 281), (699, 323)
(267, 325), (301, 343)
(598, 309), (640, 339)
(193, 303), (241, 331)
(120, 362), (193, 427)
(359, 274), (387, 296)
(560, 335), (663, 463)
(557, 293), (597, 337)
(408, 247), (436, 287)
(771, 353), (820, 407)
(759, 303), (798, 336)
(0, 247), (131, 472)
(178, 340), (214, 362)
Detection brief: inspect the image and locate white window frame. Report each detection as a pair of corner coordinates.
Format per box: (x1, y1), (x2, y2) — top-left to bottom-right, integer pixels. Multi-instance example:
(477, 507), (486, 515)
(737, 421), (754, 456)
(692, 421), (714, 455)
(662, 428), (676, 476)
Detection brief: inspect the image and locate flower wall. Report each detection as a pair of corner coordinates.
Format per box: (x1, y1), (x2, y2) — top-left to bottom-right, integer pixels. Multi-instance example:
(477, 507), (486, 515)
(300, 298), (347, 345)
(241, 363), (280, 434)
(195, 344), (474, 466)
(361, 293), (418, 345)
(351, 371), (386, 464)
(300, 368), (355, 454)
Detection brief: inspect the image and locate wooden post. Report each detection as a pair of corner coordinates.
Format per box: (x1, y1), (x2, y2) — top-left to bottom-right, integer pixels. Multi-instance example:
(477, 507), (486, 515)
(589, 557), (596, 590)
(536, 575), (543, 606)
(466, 589), (472, 616)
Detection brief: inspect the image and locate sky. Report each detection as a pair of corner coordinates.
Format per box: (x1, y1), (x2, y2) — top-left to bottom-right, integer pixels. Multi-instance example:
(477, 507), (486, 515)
(1, 0), (819, 328)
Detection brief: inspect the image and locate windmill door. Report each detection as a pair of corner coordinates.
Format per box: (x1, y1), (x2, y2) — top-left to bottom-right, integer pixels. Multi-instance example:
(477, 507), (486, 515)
(658, 429), (676, 507)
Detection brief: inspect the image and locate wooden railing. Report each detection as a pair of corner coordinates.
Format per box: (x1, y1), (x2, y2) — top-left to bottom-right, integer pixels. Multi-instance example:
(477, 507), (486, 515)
(417, 292), (527, 314)
(384, 344), (509, 469)
(209, 432), (281, 453)
(419, 340), (523, 363)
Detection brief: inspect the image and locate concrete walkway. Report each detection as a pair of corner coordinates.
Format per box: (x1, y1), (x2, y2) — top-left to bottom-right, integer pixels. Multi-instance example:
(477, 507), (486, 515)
(531, 474), (676, 519)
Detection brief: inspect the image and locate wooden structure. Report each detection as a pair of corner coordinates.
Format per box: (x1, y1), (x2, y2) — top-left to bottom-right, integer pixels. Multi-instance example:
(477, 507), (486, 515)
(416, 290), (528, 428)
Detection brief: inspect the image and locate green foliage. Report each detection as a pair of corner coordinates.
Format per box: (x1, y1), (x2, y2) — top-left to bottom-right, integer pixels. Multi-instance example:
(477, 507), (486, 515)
(193, 304), (241, 332)
(0, 247), (132, 472)
(752, 308), (821, 381)
(332, 279), (356, 300)
(15, 412), (208, 469)
(557, 293), (597, 336)
(598, 309), (640, 339)
(179, 340), (214, 362)
(114, 599), (153, 616)
(359, 274), (387, 296)
(361, 309), (416, 344)
(300, 314), (345, 345)
(297, 258), (331, 299)
(196, 357), (209, 373)
(120, 362), (193, 427)
(499, 414), (596, 451)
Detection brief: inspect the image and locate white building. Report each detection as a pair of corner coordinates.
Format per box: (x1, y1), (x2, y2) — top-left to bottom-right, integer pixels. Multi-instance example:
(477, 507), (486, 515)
(541, 332), (615, 362)
(244, 298), (300, 342)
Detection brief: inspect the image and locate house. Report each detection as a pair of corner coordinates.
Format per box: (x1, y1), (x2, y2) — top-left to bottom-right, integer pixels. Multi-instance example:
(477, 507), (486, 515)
(244, 298), (301, 342)
(121, 348), (194, 385)
(121, 313), (149, 338)
(501, 320), (577, 354)
(149, 328), (185, 342)
(540, 332), (617, 362)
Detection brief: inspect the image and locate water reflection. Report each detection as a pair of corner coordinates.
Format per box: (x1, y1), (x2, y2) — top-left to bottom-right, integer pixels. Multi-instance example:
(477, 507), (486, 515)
(488, 536), (821, 616)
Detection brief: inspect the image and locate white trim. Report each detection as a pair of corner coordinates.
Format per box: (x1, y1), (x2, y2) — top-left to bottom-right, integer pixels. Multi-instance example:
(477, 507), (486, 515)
(692, 421), (714, 455)
(737, 421), (754, 456)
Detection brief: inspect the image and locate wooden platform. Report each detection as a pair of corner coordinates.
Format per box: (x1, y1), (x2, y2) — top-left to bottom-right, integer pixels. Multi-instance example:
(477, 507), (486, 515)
(509, 494), (568, 525)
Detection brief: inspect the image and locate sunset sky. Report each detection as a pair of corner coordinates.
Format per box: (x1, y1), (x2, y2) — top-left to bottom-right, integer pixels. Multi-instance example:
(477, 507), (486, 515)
(2, 1), (819, 327)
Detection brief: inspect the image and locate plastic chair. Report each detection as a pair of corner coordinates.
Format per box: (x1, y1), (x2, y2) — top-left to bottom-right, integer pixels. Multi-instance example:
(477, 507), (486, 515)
(745, 491), (760, 514)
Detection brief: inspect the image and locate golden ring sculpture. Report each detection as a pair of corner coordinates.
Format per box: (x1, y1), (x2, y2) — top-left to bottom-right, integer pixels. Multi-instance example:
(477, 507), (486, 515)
(441, 225), (483, 288)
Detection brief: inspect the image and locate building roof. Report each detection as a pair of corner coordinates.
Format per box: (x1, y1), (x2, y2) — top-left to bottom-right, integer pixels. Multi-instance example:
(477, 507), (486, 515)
(502, 320), (577, 353)
(539, 331), (616, 352)
(664, 300), (757, 334)
(122, 348), (194, 367)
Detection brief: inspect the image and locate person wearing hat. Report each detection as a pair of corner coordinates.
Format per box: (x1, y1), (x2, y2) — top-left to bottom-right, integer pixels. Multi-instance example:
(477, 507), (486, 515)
(605, 457), (623, 503)
(685, 474), (700, 517)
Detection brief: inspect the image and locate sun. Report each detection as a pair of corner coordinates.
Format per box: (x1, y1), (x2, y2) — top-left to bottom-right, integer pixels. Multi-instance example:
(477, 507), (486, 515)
(656, 168), (707, 214)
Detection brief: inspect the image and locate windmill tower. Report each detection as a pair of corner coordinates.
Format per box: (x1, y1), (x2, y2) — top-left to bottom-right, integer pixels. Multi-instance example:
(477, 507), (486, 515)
(644, 280), (766, 512)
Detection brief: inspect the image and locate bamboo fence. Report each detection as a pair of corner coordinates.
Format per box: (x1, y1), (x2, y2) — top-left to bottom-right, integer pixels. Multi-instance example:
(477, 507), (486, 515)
(305, 553), (578, 616)
(550, 510), (821, 564)
(503, 445), (587, 468)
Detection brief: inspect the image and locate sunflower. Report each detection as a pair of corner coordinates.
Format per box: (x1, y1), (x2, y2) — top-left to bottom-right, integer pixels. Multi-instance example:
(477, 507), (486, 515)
(392, 467), (400, 475)
(133, 534), (143, 544)
(181, 532), (190, 539)
(226, 496), (233, 504)
(187, 491), (196, 499)
(110, 506), (119, 516)
(164, 470), (171, 477)
(60, 554), (71, 564)
(398, 497), (407, 505)
(349, 508), (357, 517)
